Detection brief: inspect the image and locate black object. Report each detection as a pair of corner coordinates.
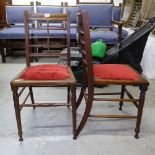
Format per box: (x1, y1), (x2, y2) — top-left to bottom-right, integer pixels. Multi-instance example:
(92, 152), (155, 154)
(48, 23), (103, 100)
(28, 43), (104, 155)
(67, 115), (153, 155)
(104, 17), (155, 73)
(72, 17), (155, 83)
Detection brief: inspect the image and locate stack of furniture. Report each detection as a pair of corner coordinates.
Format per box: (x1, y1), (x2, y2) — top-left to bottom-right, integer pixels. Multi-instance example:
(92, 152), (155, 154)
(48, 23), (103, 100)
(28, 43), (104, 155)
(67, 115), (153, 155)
(0, 1), (128, 63)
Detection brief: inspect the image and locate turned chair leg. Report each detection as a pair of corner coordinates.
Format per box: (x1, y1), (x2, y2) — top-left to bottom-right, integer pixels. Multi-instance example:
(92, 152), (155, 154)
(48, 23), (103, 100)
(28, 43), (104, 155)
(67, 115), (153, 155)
(12, 87), (23, 141)
(135, 85), (148, 139)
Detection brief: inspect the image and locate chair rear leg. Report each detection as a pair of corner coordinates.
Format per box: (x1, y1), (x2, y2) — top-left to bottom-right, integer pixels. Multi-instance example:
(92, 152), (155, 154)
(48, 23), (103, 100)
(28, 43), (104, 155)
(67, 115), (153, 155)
(119, 85), (125, 111)
(12, 87), (23, 141)
(76, 92), (93, 138)
(29, 86), (35, 109)
(135, 85), (148, 139)
(76, 86), (86, 109)
(67, 87), (70, 108)
(71, 85), (77, 139)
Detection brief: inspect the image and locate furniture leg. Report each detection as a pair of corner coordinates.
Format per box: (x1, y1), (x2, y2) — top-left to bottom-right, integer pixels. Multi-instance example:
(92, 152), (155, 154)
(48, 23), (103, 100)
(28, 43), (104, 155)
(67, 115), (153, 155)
(29, 86), (35, 109)
(119, 85), (125, 110)
(76, 86), (86, 109)
(12, 87), (23, 141)
(67, 87), (70, 108)
(76, 89), (94, 137)
(71, 85), (77, 139)
(135, 85), (148, 138)
(0, 46), (6, 63)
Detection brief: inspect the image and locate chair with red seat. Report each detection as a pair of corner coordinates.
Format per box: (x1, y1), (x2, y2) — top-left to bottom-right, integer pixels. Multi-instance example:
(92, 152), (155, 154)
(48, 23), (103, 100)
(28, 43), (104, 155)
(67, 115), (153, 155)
(75, 10), (149, 139)
(10, 11), (77, 141)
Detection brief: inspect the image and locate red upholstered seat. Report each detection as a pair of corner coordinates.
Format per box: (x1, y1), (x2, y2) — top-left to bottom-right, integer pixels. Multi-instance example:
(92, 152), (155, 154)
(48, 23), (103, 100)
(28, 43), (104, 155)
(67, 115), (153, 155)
(19, 64), (70, 80)
(93, 64), (139, 80)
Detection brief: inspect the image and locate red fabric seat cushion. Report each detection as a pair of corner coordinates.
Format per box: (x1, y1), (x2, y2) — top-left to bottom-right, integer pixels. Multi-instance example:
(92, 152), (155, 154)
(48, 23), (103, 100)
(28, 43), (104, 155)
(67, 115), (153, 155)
(19, 64), (70, 80)
(93, 64), (139, 80)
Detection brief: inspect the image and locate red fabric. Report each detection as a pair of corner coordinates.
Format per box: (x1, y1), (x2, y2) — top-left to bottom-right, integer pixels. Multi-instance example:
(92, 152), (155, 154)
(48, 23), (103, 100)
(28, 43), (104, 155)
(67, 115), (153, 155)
(93, 64), (139, 80)
(20, 64), (70, 80)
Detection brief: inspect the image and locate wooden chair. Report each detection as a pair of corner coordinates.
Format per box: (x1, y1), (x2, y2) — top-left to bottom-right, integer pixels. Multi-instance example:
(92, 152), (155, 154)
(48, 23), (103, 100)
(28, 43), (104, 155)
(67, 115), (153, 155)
(75, 11), (149, 139)
(10, 11), (77, 141)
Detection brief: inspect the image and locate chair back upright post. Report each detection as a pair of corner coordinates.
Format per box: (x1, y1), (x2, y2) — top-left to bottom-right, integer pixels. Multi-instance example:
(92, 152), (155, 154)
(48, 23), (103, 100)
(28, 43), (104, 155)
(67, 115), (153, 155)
(66, 12), (71, 66)
(78, 11), (94, 93)
(24, 11), (71, 67)
(24, 11), (30, 66)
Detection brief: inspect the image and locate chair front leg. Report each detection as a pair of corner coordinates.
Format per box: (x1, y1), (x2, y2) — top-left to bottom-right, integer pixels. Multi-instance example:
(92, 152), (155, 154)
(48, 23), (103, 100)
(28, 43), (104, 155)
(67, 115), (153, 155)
(11, 86), (23, 141)
(135, 85), (148, 139)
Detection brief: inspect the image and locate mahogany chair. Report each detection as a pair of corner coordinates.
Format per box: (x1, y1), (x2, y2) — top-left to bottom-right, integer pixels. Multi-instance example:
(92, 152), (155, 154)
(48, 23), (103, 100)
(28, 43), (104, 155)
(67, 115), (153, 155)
(75, 11), (149, 139)
(10, 11), (77, 141)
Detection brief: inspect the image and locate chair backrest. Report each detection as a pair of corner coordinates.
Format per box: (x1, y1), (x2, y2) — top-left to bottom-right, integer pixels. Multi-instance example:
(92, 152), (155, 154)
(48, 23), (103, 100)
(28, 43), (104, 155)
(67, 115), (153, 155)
(6, 5), (34, 25)
(24, 11), (71, 67)
(66, 7), (77, 24)
(113, 5), (122, 22)
(76, 0), (114, 4)
(36, 6), (63, 14)
(77, 4), (113, 28)
(77, 10), (94, 87)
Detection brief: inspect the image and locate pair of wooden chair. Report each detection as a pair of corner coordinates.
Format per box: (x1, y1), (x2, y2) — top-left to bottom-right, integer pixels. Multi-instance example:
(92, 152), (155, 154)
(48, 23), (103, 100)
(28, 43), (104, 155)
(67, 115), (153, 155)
(10, 11), (149, 141)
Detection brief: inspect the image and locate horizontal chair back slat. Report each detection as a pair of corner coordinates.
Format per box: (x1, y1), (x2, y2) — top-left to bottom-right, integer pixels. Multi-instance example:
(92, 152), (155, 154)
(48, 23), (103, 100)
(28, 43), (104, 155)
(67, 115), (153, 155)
(28, 13), (68, 21)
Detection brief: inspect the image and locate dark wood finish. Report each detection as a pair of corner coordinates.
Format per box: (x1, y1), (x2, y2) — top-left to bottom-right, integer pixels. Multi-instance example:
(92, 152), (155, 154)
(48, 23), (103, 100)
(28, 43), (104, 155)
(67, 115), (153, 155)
(0, 39), (25, 63)
(112, 20), (123, 41)
(75, 11), (149, 139)
(0, 0), (12, 28)
(0, 0), (12, 62)
(10, 12), (77, 141)
(0, 44), (6, 63)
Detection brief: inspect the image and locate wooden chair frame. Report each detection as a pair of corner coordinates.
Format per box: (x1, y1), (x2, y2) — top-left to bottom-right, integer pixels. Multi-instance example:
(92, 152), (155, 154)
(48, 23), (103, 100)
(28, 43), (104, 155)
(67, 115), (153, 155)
(10, 11), (77, 141)
(75, 11), (149, 139)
